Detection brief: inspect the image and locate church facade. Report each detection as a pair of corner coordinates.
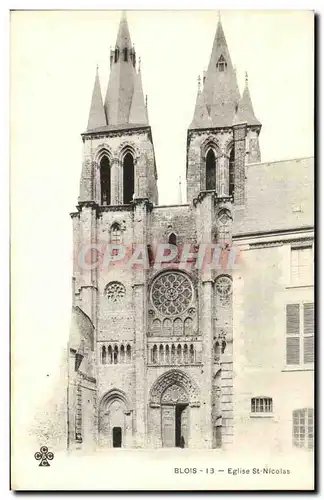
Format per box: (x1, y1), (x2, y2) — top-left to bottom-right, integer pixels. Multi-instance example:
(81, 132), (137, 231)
(67, 12), (314, 451)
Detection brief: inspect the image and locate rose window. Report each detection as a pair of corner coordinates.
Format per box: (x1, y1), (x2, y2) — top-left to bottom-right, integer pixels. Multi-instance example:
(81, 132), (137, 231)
(151, 272), (193, 316)
(215, 275), (232, 298)
(105, 281), (126, 303)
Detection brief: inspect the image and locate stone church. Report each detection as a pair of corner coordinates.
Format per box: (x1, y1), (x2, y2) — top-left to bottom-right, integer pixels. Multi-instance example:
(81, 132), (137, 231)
(67, 12), (314, 450)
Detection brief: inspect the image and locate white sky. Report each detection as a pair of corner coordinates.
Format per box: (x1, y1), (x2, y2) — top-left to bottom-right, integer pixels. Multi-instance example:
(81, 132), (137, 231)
(10, 10), (313, 446)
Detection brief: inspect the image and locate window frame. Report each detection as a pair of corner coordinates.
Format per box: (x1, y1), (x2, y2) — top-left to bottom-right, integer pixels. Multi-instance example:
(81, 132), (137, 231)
(250, 397), (273, 418)
(289, 243), (314, 287)
(292, 408), (314, 450)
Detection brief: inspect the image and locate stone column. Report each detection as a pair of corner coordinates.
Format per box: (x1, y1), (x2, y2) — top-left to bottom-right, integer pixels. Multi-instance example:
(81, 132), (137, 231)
(233, 122), (247, 206)
(79, 203), (98, 324)
(132, 199), (150, 447)
(110, 158), (119, 205)
(195, 192), (215, 448)
(216, 154), (226, 195)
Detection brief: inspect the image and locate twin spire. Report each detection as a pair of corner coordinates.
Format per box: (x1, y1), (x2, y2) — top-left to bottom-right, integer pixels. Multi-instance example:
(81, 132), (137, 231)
(86, 12), (260, 133)
(86, 12), (148, 132)
(190, 16), (260, 129)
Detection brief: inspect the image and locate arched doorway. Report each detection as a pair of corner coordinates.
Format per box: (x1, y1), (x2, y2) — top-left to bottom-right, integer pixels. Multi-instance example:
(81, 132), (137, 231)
(149, 369), (200, 448)
(98, 389), (133, 448)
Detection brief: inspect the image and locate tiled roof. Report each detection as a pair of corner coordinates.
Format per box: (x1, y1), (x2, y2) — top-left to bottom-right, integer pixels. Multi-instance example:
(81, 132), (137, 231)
(233, 157), (314, 235)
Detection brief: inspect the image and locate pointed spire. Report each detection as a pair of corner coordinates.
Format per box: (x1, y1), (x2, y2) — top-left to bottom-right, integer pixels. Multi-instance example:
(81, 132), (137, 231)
(116, 11), (132, 48)
(233, 71), (261, 126)
(129, 61), (149, 125)
(201, 15), (241, 128)
(104, 11), (136, 126)
(87, 65), (107, 131)
(189, 76), (212, 129)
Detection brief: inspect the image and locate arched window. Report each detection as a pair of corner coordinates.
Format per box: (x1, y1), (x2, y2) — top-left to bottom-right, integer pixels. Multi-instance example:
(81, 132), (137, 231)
(221, 340), (226, 354)
(183, 344), (188, 364)
(152, 319), (162, 336)
(168, 233), (177, 246)
(100, 156), (111, 205)
(184, 317), (193, 336)
(217, 55), (227, 72)
(123, 152), (135, 204)
(177, 344), (182, 363)
(111, 223), (122, 244)
(174, 318), (183, 336)
(171, 344), (176, 364)
(108, 345), (112, 364)
(229, 148), (235, 196)
(190, 344), (195, 363)
(152, 345), (157, 364)
(120, 344), (125, 363)
(113, 345), (118, 364)
(126, 344), (131, 363)
(102, 345), (107, 364)
(159, 344), (164, 364)
(114, 47), (119, 63)
(214, 342), (220, 362)
(206, 149), (216, 190)
(165, 345), (170, 364)
(123, 47), (128, 61)
(163, 318), (172, 336)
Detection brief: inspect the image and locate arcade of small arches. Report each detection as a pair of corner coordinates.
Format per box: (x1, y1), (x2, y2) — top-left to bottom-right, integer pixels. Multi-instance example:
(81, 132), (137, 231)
(149, 342), (198, 366)
(101, 343), (132, 364)
(149, 316), (194, 336)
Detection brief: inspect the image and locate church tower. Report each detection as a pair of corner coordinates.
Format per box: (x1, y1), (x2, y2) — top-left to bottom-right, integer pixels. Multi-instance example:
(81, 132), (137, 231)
(187, 16), (261, 206)
(68, 12), (158, 450)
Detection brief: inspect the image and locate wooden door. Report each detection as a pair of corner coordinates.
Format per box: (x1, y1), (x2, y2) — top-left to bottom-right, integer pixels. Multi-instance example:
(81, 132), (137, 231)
(162, 406), (175, 447)
(181, 405), (189, 447)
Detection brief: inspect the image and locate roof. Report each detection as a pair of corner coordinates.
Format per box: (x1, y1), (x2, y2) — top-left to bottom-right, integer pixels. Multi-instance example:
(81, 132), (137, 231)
(233, 157), (314, 235)
(86, 66), (107, 131)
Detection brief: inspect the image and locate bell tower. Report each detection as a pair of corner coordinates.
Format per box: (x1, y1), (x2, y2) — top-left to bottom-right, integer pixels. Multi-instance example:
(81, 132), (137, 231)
(79, 11), (158, 207)
(69, 11), (158, 450)
(186, 16), (261, 206)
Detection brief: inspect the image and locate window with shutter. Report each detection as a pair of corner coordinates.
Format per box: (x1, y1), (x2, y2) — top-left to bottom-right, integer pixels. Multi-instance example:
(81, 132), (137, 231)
(286, 302), (314, 366)
(286, 304), (300, 365)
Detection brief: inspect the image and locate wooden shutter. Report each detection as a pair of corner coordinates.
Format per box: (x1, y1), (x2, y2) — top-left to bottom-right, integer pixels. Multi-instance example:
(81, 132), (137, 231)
(286, 304), (300, 335)
(303, 303), (314, 364)
(286, 338), (300, 365)
(286, 304), (300, 365)
(304, 337), (314, 364)
(304, 303), (314, 334)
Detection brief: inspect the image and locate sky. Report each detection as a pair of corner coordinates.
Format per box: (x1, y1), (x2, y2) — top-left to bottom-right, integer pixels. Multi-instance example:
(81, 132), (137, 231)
(10, 10), (313, 442)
